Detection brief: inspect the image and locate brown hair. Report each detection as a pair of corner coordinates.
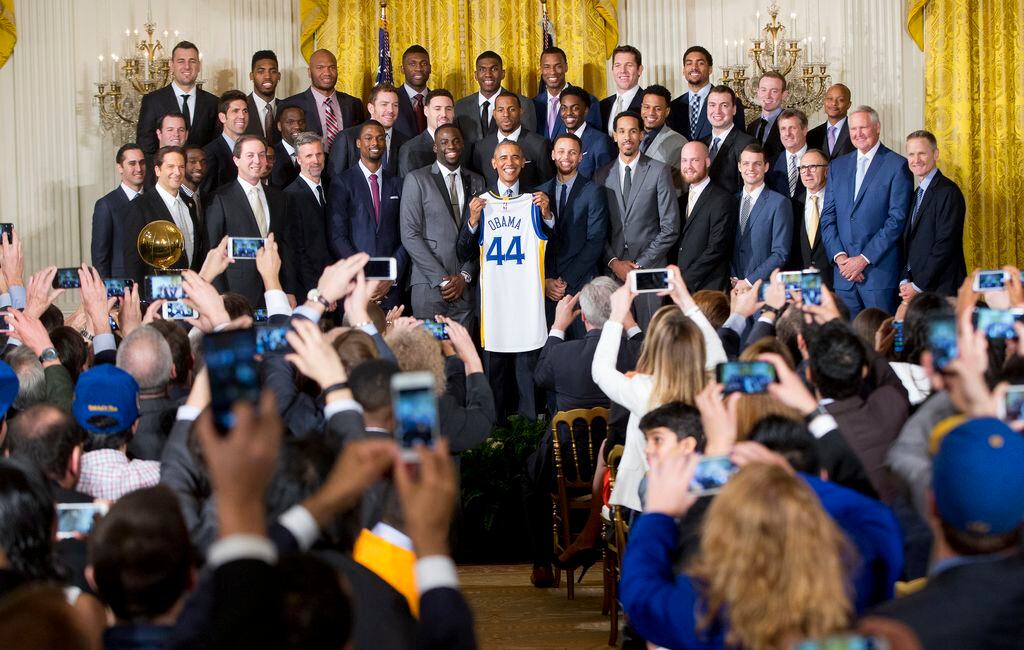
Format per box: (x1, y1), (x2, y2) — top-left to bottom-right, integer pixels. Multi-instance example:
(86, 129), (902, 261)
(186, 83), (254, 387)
(384, 328), (445, 396)
(638, 306), (707, 408)
(330, 329), (378, 373)
(692, 290), (730, 330)
(736, 340), (801, 439)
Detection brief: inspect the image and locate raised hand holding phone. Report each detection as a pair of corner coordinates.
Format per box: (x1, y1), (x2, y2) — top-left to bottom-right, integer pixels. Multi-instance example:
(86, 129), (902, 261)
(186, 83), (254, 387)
(393, 437), (457, 558)
(25, 267), (63, 319)
(285, 318), (349, 397)
(644, 450), (701, 518)
(609, 282), (635, 323)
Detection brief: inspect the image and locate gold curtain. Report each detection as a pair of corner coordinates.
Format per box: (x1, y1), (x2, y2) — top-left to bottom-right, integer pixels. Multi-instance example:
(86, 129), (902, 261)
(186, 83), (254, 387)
(912, 0), (1024, 268)
(299, 0), (616, 101)
(0, 0), (16, 70)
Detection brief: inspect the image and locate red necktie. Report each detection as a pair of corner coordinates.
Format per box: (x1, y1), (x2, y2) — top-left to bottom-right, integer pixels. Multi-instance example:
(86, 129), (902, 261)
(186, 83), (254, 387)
(369, 173), (381, 224)
(412, 93), (426, 133)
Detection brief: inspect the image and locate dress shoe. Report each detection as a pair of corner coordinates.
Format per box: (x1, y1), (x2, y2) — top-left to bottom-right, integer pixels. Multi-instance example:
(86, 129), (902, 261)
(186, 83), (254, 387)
(530, 564), (554, 588)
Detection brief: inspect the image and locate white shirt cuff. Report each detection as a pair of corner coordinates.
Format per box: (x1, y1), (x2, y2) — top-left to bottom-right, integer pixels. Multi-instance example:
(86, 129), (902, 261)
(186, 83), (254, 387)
(548, 328), (566, 340)
(833, 252), (847, 263)
(264, 289), (292, 317)
(293, 305), (322, 324)
(0, 293), (10, 308)
(542, 217), (555, 228)
(723, 313), (748, 336)
(757, 315), (774, 324)
(358, 322), (379, 336)
(415, 555), (459, 595)
(911, 282), (922, 292)
(9, 285), (26, 309)
(626, 325), (642, 338)
(860, 254), (871, 265)
(278, 505), (319, 551)
(206, 534), (277, 568)
(807, 414), (839, 439)
(93, 333), (116, 353)
(323, 399), (363, 420)
(177, 405), (201, 421)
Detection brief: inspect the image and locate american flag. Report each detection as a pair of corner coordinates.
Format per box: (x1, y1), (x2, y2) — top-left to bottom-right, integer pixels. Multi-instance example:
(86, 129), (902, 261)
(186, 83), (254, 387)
(541, 6), (555, 49)
(375, 12), (393, 85)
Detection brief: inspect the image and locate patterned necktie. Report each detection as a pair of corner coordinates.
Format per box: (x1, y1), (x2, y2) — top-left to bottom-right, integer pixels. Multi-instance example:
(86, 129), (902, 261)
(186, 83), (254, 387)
(827, 125), (838, 155)
(855, 156), (869, 198)
(788, 154), (799, 197)
(911, 186), (925, 228)
(547, 95), (559, 137)
(558, 182), (568, 217)
(448, 172), (460, 223)
(369, 173), (381, 224)
(622, 164), (633, 203)
(689, 94), (700, 139)
(249, 186), (268, 237)
(480, 100), (491, 136)
(413, 93), (426, 133)
(180, 94), (192, 130)
(505, 188), (514, 198)
(263, 103), (274, 139)
(739, 193), (753, 235)
(808, 195), (820, 246)
(709, 137), (721, 162)
(323, 96), (340, 152)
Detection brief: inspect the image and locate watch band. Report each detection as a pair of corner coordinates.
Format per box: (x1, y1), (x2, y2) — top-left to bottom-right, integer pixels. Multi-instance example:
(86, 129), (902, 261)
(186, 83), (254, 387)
(321, 382), (349, 395)
(803, 404), (829, 424)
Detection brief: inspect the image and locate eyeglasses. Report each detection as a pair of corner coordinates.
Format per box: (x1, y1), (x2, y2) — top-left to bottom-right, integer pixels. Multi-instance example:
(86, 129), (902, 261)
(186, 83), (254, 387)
(799, 164), (828, 172)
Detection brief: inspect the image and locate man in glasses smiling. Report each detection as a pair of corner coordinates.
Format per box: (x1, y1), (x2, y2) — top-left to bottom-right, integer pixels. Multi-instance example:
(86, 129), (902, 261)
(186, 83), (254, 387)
(792, 149), (833, 287)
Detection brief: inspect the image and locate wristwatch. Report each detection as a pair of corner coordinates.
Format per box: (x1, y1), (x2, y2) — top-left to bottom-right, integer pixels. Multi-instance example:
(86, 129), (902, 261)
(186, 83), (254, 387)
(803, 404), (829, 424)
(762, 305), (781, 316)
(38, 347), (58, 364)
(306, 288), (331, 309)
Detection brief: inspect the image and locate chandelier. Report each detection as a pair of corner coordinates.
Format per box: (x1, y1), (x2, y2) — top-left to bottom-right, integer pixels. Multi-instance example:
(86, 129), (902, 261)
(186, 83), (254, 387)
(94, 20), (204, 143)
(720, 2), (831, 115)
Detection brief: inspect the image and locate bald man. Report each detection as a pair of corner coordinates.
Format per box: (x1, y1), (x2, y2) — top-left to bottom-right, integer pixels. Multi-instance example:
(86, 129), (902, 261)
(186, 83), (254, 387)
(675, 140), (736, 291)
(807, 83), (855, 160)
(280, 48), (365, 153)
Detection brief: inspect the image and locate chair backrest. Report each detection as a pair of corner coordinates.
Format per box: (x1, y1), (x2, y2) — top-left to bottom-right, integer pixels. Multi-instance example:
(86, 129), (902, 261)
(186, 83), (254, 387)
(605, 444), (629, 566)
(551, 407), (609, 487)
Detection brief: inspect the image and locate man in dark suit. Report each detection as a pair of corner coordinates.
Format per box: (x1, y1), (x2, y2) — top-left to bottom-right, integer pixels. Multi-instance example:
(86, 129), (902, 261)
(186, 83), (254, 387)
(92, 144), (145, 279)
(454, 51), (537, 147)
(807, 83), (855, 160)
(201, 90), (249, 194)
(746, 71), (788, 161)
(143, 112), (188, 188)
(537, 133), (609, 331)
(600, 45), (644, 136)
(398, 89), (455, 176)
(327, 121), (407, 310)
(135, 41), (219, 154)
(179, 145), (207, 227)
(283, 132), (330, 296)
(394, 44), (431, 138)
(639, 85), (688, 194)
(668, 46), (745, 141)
(269, 105), (305, 189)
(533, 46), (601, 140)
(206, 135), (296, 306)
(556, 86), (613, 180)
(791, 149), (833, 286)
(731, 143), (793, 287)
(596, 110), (680, 327)
(899, 130), (966, 299)
(468, 92), (553, 189)
(327, 83), (409, 182)
(701, 85), (756, 195)
(122, 146), (206, 285)
(820, 105), (913, 316)
(280, 49), (365, 154)
(765, 108), (809, 203)
(243, 50), (282, 146)
(676, 140), (736, 291)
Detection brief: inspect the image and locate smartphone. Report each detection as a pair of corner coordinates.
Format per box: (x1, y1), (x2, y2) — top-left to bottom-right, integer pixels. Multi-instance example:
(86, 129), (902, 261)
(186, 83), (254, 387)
(794, 635), (890, 650)
(688, 456), (739, 496)
(227, 237), (266, 260)
(927, 314), (958, 371)
(56, 503), (109, 539)
(973, 307), (1021, 340)
(161, 301), (196, 320)
(893, 320), (905, 354)
(145, 274), (185, 301)
(365, 257), (398, 282)
(973, 269), (1009, 292)
(716, 361), (777, 394)
(202, 328), (260, 433)
(109, 315), (119, 332)
(52, 267), (81, 289)
(255, 324), (290, 354)
(422, 319), (449, 341)
(0, 223), (14, 241)
(253, 309), (268, 322)
(103, 278), (134, 298)
(757, 280), (769, 302)
(800, 269), (822, 306)
(780, 270), (803, 300)
(391, 371), (439, 462)
(999, 385), (1024, 422)
(628, 268), (671, 294)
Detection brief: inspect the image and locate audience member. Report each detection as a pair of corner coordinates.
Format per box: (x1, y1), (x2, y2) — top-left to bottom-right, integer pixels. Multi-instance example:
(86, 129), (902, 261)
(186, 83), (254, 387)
(116, 326), (180, 460)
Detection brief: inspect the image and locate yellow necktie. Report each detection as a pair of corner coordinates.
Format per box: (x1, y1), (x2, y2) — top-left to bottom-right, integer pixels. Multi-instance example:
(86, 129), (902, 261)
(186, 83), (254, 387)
(808, 195), (820, 247)
(248, 186), (268, 237)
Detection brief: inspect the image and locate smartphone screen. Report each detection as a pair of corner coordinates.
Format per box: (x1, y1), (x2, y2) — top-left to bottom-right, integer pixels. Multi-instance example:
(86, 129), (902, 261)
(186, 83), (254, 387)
(162, 301), (196, 320)
(631, 269), (670, 293)
(1004, 386), (1024, 422)
(716, 361), (777, 394)
(253, 309), (268, 322)
(255, 324), (290, 354)
(0, 223), (14, 241)
(973, 307), (1019, 340)
(422, 320), (449, 341)
(927, 315), (957, 371)
(103, 278), (134, 298)
(365, 257), (397, 281)
(146, 274), (185, 301)
(56, 503), (108, 539)
(688, 456), (738, 496)
(230, 237), (265, 259)
(52, 268), (81, 289)
(893, 320), (905, 354)
(393, 377), (438, 458)
(800, 270), (822, 306)
(794, 634), (891, 650)
(975, 270), (1008, 291)
(780, 271), (802, 299)
(203, 329), (260, 433)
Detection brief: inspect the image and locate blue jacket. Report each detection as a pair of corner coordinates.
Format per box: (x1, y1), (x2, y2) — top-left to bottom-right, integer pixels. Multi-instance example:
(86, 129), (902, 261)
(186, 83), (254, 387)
(575, 126), (614, 181)
(731, 187), (793, 284)
(536, 175), (609, 293)
(532, 88), (603, 140)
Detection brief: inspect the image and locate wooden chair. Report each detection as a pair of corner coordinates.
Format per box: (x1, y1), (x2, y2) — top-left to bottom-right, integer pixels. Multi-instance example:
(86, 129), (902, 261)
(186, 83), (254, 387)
(550, 406), (609, 600)
(602, 444), (625, 645)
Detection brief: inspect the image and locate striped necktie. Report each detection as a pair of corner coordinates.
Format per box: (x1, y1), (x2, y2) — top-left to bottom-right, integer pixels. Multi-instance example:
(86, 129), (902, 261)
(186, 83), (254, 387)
(323, 96), (340, 151)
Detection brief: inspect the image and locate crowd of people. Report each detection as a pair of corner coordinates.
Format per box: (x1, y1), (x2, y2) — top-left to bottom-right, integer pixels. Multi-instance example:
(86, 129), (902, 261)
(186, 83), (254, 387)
(0, 31), (1016, 650)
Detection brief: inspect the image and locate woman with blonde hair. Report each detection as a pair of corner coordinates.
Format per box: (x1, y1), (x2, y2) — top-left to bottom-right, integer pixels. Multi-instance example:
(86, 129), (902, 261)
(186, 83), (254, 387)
(735, 339), (802, 439)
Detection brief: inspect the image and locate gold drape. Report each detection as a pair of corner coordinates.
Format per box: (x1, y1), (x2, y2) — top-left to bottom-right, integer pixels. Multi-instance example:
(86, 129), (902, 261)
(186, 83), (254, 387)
(0, 0), (16, 70)
(299, 0), (616, 101)
(918, 0), (1024, 268)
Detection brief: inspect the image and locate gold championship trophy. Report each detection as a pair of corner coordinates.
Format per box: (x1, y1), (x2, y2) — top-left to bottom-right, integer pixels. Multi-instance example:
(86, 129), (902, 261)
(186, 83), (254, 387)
(136, 220), (184, 271)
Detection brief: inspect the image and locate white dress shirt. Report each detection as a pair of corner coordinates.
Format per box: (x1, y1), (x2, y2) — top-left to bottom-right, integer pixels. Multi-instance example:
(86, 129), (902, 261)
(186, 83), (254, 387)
(805, 188), (825, 238)
(237, 176), (271, 230)
(171, 81), (194, 115)
(497, 125), (522, 142)
(251, 94), (277, 137)
(441, 165), (465, 215)
(607, 85), (642, 135)
(154, 183), (194, 261)
(298, 173), (324, 204)
(619, 155), (640, 196)
(686, 176), (712, 218)
(120, 183), (141, 202)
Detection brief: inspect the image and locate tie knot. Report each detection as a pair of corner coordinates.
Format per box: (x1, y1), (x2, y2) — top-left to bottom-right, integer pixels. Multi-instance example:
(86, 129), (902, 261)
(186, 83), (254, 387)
(370, 173), (377, 181)
(505, 189), (514, 197)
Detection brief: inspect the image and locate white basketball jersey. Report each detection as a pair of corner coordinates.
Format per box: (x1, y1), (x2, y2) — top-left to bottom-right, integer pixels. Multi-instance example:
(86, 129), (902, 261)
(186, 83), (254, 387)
(479, 192), (548, 353)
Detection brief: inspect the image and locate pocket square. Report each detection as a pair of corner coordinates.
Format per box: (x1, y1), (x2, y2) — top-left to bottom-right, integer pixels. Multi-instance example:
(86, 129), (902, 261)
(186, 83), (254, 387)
(388, 195), (399, 199)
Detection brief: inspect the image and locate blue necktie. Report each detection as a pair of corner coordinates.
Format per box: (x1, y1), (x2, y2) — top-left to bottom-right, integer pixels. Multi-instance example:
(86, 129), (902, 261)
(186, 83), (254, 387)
(911, 186), (925, 227)
(558, 183), (568, 217)
(505, 188), (514, 198)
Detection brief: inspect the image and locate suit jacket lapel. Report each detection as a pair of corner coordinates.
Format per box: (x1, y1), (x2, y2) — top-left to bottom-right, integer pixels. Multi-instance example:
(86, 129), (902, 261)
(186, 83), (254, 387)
(607, 163), (627, 216)
(742, 191), (768, 242)
(230, 181), (260, 232)
(853, 145), (887, 210)
(683, 185), (712, 235)
(909, 170), (941, 238)
(625, 157), (651, 215)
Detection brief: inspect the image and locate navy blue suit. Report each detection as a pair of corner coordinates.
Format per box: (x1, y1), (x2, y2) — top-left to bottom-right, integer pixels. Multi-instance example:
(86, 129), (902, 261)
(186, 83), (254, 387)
(327, 165), (408, 309)
(575, 126), (614, 181)
(731, 186), (793, 284)
(765, 149), (807, 203)
(820, 144), (913, 315)
(667, 90), (746, 141)
(532, 89), (602, 140)
(91, 186), (132, 278)
(538, 175), (609, 294)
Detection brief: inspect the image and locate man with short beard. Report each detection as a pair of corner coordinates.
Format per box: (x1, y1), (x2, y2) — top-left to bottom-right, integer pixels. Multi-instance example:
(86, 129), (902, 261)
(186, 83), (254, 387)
(201, 90), (250, 194)
(468, 92), (552, 189)
(807, 83), (855, 160)
(398, 89), (455, 176)
(284, 132), (332, 295)
(178, 145), (207, 225)
(244, 50), (282, 144)
(675, 141), (736, 292)
(269, 105), (306, 189)
(394, 44), (431, 138)
(280, 49), (365, 151)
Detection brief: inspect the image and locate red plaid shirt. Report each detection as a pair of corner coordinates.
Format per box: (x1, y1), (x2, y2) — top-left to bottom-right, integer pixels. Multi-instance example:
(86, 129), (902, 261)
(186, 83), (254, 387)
(78, 449), (160, 501)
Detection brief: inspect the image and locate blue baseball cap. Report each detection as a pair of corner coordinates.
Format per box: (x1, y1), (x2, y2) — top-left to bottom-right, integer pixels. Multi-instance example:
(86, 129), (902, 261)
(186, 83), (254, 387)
(933, 417), (1024, 535)
(72, 366), (140, 434)
(0, 361), (18, 418)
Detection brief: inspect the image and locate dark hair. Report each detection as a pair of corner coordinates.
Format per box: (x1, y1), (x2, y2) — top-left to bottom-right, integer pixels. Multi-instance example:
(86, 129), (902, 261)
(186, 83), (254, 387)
(358, 119), (385, 137)
(154, 145), (186, 168)
(221, 292), (253, 319)
(612, 110), (642, 132)
(331, 330), (379, 373)
(683, 45), (713, 67)
(6, 405), (83, 481)
(740, 142), (768, 162)
(402, 44), (429, 59)
(759, 70), (788, 92)
(552, 132), (582, 150)
(559, 85), (591, 108)
(424, 88), (453, 105)
(803, 147), (829, 162)
(217, 89), (248, 116)
(0, 458), (59, 581)
(707, 84), (737, 106)
(852, 308), (889, 351)
(541, 46), (567, 62)
(231, 134), (267, 159)
(116, 143), (143, 165)
(39, 305), (64, 333)
(280, 554), (353, 648)
(349, 359), (399, 413)
(641, 84), (672, 105)
(265, 435), (334, 521)
(779, 108), (808, 129)
(639, 401), (705, 452)
(475, 50), (503, 67)
(49, 327), (87, 384)
(941, 521), (1021, 557)
(807, 321), (866, 400)
(494, 90), (518, 106)
(367, 82), (399, 104)
(88, 486), (193, 622)
(149, 320), (192, 391)
(902, 291), (951, 363)
(433, 123), (462, 141)
(250, 49), (278, 68)
(170, 41), (199, 59)
(183, 144), (205, 157)
(611, 44), (642, 66)
(157, 112), (187, 131)
(749, 416), (821, 474)
(82, 421), (132, 453)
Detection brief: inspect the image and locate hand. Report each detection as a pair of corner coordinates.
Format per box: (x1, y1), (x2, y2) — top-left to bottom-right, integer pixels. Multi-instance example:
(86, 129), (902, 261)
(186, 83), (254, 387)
(731, 279), (761, 318)
(659, 264), (695, 311)
(78, 265), (112, 336)
(254, 233), (282, 291)
(437, 315), (483, 374)
(759, 352), (820, 415)
(317, 253), (369, 303)
(895, 299), (910, 322)
(303, 439), (398, 527)
(955, 273), (981, 324)
(622, 304), (638, 332)
(609, 259), (636, 283)
(285, 318), (348, 390)
(730, 441), (794, 473)
(609, 283), (635, 323)
(764, 269), (787, 310)
(383, 304), (405, 334)
(182, 270), (230, 331)
(142, 299), (165, 325)
(840, 254), (868, 281)
(393, 438), (457, 557)
(552, 293), (580, 331)
(468, 196), (486, 228)
(0, 228), (24, 288)
(532, 191), (551, 220)
(370, 280), (393, 303)
(390, 316), (423, 334)
(694, 381), (740, 456)
(342, 272), (372, 325)
(899, 282), (918, 302)
(643, 451), (700, 518)
(185, 367), (211, 410)
(800, 283), (841, 325)
(5, 309), (55, 358)
(439, 274), (466, 302)
(199, 236), (232, 283)
(65, 304), (90, 335)
(1003, 266), (1024, 307)
(944, 306), (993, 415)
(116, 282), (143, 336)
(195, 390), (282, 537)
(544, 278), (567, 302)
(24, 267), (64, 319)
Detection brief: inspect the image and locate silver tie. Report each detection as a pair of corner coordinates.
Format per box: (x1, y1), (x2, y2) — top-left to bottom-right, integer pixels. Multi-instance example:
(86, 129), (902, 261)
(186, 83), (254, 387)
(739, 194), (753, 235)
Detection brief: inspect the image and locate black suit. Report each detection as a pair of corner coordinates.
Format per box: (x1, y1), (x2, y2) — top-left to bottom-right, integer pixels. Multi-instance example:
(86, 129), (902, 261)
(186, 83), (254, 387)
(902, 170), (966, 296)
(468, 130), (554, 189)
(702, 128), (756, 195)
(326, 124), (409, 182)
(393, 84), (423, 138)
(283, 175), (332, 295)
(200, 135), (238, 195)
(747, 114), (784, 161)
(91, 185), (133, 278)
(667, 90), (746, 141)
(599, 88), (644, 133)
(398, 130), (437, 177)
(122, 188), (207, 286)
(279, 88), (365, 139)
(268, 140), (300, 190)
(788, 193), (834, 288)
(807, 119), (856, 160)
(243, 94), (282, 145)
(136, 85), (220, 154)
(676, 181), (737, 292)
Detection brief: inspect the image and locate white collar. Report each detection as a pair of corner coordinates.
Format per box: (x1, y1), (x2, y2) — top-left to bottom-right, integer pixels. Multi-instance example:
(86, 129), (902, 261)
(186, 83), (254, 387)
(119, 183), (141, 200)
(710, 123), (734, 140)
(828, 115), (848, 130)
(440, 165), (462, 177)
(616, 85), (641, 106)
(572, 122), (588, 137)
(404, 83), (427, 101)
(478, 87), (506, 107)
(154, 182), (182, 206)
(299, 173), (322, 195)
(743, 183), (766, 202)
(497, 179), (520, 196)
(281, 140), (295, 155)
(785, 144), (808, 160)
(357, 160), (383, 183)
(497, 125), (522, 142)
(236, 176), (262, 194)
(689, 175), (711, 195)
(171, 81), (194, 97)
(619, 155), (639, 172)
(251, 94), (275, 113)
(858, 140), (882, 163)
(546, 84), (568, 101)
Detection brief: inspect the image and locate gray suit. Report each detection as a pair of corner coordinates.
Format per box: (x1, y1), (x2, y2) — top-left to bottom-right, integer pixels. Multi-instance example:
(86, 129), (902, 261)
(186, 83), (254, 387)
(397, 130), (437, 177)
(594, 155), (681, 327)
(454, 91), (537, 145)
(643, 125), (688, 196)
(400, 162), (486, 324)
